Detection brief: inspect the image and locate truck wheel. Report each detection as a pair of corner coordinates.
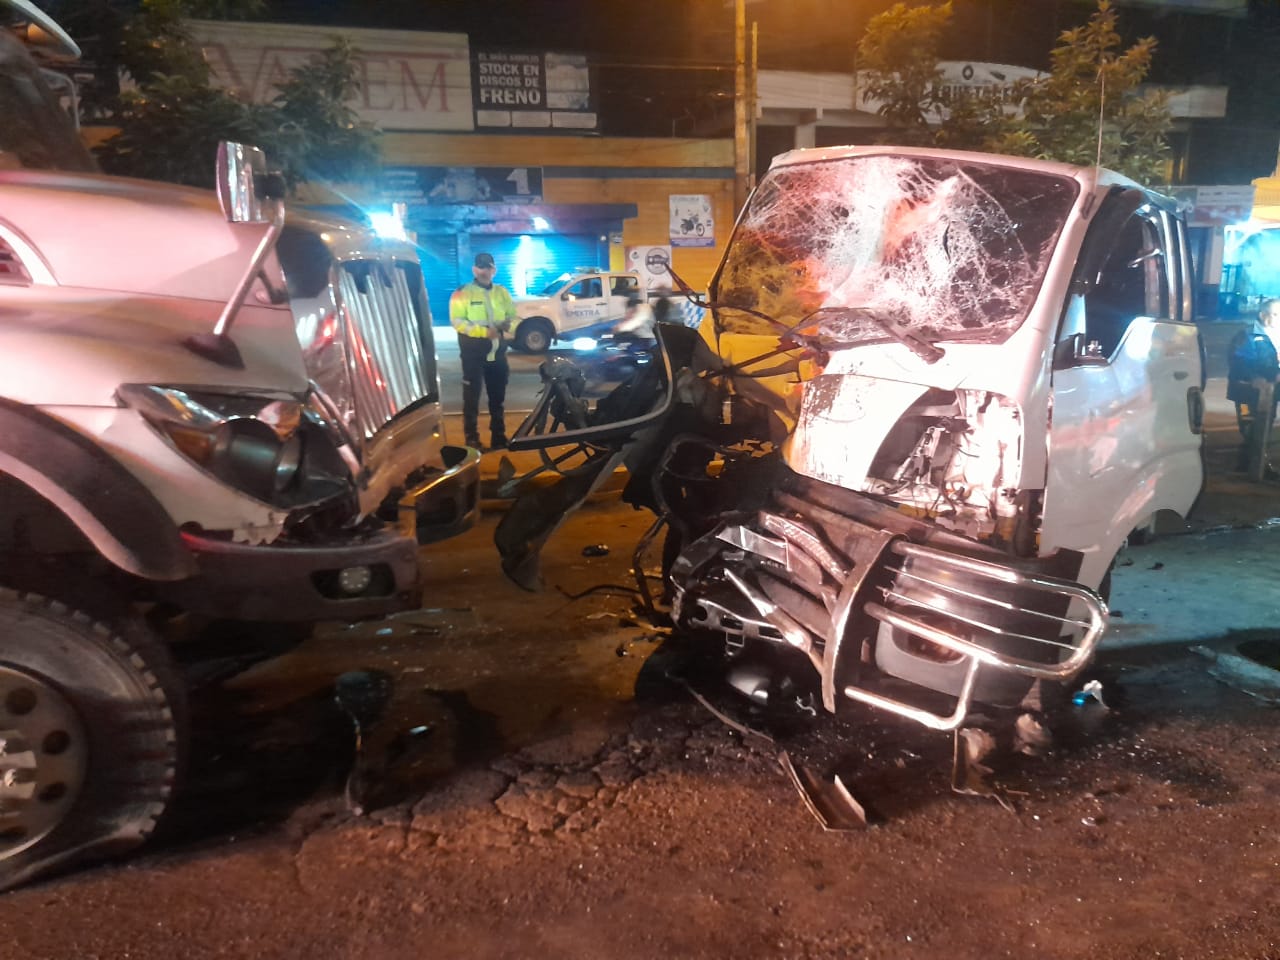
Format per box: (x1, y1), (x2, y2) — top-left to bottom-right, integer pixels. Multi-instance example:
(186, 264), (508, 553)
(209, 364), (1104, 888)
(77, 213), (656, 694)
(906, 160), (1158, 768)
(0, 589), (184, 891)
(516, 318), (555, 354)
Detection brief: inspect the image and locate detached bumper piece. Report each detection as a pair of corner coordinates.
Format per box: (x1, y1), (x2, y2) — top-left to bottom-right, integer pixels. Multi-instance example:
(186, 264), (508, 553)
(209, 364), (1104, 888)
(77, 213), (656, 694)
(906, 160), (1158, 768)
(397, 444), (481, 545)
(670, 473), (1107, 731)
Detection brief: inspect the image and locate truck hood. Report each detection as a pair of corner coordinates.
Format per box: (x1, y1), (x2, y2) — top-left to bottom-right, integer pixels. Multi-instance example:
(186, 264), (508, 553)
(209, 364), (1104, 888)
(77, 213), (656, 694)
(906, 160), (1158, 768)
(0, 287), (307, 406)
(515, 295), (555, 317)
(0, 170), (277, 302)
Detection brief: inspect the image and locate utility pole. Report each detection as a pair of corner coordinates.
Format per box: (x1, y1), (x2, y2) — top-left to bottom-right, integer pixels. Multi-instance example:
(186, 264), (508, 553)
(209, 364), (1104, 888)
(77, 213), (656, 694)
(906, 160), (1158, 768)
(734, 0), (749, 214)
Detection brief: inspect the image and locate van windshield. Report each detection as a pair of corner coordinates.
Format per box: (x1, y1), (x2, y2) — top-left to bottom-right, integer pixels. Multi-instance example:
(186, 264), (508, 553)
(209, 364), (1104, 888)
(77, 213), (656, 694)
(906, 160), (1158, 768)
(0, 33), (95, 172)
(711, 154), (1078, 346)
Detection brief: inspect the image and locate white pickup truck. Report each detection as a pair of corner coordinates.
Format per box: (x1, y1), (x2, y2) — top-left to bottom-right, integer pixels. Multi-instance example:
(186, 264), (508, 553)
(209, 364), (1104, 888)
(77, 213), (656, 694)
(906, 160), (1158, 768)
(512, 269), (645, 352)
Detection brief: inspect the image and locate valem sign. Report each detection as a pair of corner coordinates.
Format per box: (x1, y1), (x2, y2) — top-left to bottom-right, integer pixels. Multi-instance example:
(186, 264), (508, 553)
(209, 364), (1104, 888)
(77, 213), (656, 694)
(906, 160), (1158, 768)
(190, 20), (476, 132)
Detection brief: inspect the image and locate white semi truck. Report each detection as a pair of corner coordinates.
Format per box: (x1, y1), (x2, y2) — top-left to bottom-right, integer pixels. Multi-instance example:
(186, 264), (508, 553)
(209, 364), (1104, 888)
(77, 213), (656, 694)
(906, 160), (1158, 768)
(0, 4), (478, 889)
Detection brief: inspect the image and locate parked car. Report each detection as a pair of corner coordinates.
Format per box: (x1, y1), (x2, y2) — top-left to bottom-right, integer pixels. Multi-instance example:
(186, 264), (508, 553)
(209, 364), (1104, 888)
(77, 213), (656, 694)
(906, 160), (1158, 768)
(512, 269), (645, 352)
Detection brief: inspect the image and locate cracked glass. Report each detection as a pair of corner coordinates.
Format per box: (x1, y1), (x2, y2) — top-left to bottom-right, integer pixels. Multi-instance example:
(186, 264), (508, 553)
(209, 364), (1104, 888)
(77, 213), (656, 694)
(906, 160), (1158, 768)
(711, 154), (1078, 347)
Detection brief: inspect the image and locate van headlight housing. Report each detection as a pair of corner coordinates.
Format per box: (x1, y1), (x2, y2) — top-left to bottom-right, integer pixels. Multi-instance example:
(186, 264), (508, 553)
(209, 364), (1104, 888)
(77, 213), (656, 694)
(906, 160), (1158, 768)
(118, 385), (355, 508)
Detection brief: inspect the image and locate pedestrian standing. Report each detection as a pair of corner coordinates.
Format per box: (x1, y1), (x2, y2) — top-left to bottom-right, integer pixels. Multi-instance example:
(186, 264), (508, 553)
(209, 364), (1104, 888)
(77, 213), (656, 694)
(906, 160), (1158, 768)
(1227, 298), (1280, 475)
(450, 252), (517, 451)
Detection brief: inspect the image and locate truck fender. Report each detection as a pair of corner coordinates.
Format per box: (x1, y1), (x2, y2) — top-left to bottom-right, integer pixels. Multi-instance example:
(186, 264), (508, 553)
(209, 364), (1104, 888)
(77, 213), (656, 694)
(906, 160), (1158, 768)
(0, 399), (195, 581)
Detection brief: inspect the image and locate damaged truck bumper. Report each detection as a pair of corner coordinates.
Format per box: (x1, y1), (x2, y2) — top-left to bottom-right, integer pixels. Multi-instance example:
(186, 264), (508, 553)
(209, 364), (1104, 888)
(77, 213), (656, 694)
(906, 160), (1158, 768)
(163, 527), (423, 622)
(670, 471), (1108, 730)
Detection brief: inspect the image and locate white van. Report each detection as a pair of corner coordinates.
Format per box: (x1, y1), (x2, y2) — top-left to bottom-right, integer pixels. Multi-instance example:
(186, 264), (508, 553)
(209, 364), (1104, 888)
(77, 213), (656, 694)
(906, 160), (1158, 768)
(499, 146), (1205, 734)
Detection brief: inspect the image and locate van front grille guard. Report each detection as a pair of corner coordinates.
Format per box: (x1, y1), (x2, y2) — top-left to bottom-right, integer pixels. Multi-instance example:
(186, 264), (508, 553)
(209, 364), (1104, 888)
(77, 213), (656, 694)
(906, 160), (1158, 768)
(849, 541), (1108, 729)
(671, 501), (1108, 732)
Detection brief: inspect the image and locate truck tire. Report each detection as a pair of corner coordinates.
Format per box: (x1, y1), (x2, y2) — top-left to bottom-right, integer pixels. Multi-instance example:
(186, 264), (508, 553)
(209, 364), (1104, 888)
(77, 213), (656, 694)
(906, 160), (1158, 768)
(0, 588), (185, 891)
(516, 318), (555, 354)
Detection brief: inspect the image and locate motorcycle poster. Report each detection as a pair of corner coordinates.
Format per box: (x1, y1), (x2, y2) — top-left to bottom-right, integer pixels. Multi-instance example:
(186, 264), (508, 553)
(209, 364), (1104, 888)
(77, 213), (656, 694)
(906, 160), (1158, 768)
(669, 194), (715, 248)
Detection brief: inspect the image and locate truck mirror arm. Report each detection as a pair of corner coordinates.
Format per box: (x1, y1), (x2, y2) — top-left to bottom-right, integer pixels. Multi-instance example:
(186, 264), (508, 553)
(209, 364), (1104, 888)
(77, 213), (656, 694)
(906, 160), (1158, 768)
(183, 200), (286, 369)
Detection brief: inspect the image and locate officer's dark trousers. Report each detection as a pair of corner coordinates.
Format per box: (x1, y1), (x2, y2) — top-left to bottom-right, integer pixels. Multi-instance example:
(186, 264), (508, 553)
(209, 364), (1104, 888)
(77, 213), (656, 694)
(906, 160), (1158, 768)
(458, 334), (508, 444)
(1234, 395), (1278, 470)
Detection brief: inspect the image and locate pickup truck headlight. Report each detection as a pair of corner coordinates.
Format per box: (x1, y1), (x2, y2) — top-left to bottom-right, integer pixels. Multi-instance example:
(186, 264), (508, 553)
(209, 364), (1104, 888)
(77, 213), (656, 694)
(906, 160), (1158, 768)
(118, 385), (354, 509)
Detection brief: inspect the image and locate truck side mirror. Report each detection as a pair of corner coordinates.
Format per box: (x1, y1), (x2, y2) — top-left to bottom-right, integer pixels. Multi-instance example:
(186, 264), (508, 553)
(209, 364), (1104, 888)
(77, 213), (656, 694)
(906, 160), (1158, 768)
(216, 142), (274, 223)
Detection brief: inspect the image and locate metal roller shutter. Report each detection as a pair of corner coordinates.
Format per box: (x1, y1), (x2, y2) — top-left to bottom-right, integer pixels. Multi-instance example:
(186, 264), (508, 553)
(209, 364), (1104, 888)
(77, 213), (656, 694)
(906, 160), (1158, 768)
(481, 234), (605, 297)
(415, 233), (460, 328)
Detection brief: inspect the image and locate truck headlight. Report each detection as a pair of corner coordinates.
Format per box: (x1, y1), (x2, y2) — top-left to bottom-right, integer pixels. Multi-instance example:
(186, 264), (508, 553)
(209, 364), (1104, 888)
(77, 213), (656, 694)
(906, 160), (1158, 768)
(118, 385), (353, 508)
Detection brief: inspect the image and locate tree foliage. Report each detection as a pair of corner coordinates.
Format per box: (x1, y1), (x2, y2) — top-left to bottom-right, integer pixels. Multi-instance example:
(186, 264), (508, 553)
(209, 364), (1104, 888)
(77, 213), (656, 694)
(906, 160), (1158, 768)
(853, 0), (1174, 184)
(856, 2), (952, 147)
(62, 0), (379, 189)
(994, 1), (1172, 183)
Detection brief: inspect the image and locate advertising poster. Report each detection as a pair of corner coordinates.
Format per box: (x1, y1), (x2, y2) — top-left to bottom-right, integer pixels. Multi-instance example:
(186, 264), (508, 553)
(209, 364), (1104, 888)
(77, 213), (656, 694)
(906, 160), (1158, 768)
(669, 195), (714, 248)
(625, 245), (674, 293)
(472, 49), (596, 131)
(1168, 185), (1256, 228)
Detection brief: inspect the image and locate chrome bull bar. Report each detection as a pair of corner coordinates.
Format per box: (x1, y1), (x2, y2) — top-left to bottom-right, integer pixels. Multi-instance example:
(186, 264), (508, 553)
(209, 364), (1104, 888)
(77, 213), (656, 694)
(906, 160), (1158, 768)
(846, 543), (1109, 730)
(677, 506), (1108, 732)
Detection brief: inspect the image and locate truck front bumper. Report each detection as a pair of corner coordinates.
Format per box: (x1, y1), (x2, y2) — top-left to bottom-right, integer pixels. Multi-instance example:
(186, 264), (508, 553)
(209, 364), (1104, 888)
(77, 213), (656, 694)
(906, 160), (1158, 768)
(165, 527), (422, 622)
(156, 446), (480, 623)
(396, 444), (481, 545)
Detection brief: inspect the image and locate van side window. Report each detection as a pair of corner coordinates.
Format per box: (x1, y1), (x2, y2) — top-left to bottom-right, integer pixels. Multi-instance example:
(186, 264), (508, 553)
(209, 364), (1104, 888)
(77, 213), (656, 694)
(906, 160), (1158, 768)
(611, 276), (639, 297)
(1083, 212), (1169, 357)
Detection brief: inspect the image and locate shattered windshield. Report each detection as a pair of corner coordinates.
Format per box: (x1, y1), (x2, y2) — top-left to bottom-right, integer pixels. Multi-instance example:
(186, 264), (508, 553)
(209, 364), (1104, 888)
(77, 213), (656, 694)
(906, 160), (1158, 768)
(711, 154), (1078, 346)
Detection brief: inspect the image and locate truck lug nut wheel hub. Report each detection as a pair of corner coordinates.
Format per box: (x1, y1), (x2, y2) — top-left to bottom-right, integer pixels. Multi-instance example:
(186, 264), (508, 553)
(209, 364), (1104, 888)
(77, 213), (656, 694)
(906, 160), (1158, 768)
(0, 665), (87, 857)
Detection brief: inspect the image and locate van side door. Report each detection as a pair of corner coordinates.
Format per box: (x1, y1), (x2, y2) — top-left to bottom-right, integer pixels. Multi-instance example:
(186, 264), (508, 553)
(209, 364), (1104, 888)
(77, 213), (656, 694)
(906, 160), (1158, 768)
(1040, 190), (1204, 591)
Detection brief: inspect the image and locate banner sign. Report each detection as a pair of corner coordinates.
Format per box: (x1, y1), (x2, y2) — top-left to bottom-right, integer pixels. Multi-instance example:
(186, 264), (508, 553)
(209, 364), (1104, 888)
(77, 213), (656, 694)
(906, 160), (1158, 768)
(379, 166), (544, 204)
(1167, 185), (1256, 228)
(191, 20), (474, 132)
(472, 49), (596, 131)
(669, 195), (715, 248)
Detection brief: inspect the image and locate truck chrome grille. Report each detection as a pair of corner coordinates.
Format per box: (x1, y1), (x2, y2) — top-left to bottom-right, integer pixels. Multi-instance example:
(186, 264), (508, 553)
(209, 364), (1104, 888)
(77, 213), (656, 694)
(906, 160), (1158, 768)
(335, 259), (437, 442)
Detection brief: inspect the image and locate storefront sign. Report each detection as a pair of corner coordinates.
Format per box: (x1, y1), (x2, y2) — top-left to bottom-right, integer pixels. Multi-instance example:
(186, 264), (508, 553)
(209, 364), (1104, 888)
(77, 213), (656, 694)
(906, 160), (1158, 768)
(380, 166), (544, 204)
(1168, 185), (1256, 228)
(472, 50), (596, 131)
(192, 20), (474, 132)
(669, 195), (715, 249)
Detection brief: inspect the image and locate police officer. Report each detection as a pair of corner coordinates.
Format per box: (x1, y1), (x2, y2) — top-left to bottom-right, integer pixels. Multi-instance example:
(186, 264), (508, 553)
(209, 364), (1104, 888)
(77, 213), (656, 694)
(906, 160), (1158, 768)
(1227, 298), (1280, 475)
(450, 252), (517, 451)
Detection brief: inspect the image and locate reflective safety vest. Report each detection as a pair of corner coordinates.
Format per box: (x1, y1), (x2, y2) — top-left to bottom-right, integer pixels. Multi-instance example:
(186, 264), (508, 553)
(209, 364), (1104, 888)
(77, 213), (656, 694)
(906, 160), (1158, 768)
(450, 281), (518, 339)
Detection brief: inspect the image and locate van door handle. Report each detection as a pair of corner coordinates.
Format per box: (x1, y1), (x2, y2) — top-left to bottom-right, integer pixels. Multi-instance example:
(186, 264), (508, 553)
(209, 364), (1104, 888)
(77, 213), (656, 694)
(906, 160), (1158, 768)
(1173, 370), (1189, 381)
